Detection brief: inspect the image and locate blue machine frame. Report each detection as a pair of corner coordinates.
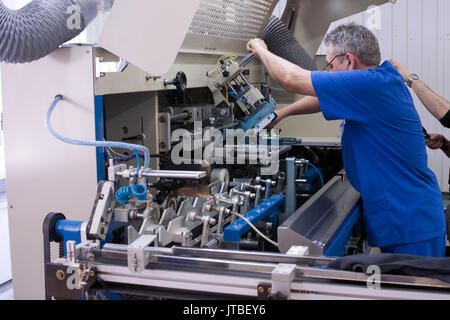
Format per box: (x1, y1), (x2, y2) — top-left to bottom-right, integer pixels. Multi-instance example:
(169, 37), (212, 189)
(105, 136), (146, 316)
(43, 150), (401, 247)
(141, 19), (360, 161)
(241, 99), (277, 131)
(94, 95), (106, 182)
(223, 194), (285, 242)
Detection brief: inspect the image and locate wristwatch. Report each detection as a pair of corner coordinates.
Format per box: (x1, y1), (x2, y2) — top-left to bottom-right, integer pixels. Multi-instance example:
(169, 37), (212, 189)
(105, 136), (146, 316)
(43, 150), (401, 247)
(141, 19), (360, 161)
(407, 73), (419, 88)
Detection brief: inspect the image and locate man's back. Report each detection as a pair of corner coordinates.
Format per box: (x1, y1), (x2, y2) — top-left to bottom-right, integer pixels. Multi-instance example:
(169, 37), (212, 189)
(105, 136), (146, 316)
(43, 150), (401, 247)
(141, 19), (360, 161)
(311, 61), (445, 248)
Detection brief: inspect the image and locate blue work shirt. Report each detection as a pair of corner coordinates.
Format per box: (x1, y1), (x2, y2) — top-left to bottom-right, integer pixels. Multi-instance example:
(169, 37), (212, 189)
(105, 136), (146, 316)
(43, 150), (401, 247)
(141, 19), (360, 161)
(311, 61), (445, 248)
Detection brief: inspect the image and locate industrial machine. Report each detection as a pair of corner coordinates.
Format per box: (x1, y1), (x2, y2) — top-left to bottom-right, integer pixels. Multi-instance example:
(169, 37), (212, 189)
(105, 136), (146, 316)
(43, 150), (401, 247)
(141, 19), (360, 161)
(41, 53), (450, 299)
(1, 0), (449, 300)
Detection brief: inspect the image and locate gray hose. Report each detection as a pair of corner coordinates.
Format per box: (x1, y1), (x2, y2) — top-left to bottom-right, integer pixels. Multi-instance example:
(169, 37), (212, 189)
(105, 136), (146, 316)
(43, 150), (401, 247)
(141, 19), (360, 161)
(0, 0), (113, 64)
(263, 16), (317, 71)
(240, 16), (317, 71)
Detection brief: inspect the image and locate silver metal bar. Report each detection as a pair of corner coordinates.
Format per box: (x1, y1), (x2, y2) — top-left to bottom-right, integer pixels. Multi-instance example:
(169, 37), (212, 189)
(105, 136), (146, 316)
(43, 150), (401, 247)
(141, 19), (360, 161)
(285, 157), (296, 215)
(290, 281), (450, 300)
(170, 112), (189, 121)
(239, 53), (255, 68)
(98, 244), (334, 266)
(141, 170), (207, 179)
(95, 245), (450, 291)
(151, 254), (276, 274)
(226, 82), (239, 95)
(171, 246), (334, 266)
(295, 265), (450, 289)
(96, 264), (260, 297)
(91, 257), (450, 301)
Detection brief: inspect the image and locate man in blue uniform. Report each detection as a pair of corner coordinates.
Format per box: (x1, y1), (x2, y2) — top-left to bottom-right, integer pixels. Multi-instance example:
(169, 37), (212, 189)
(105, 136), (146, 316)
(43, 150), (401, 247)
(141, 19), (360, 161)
(247, 23), (446, 257)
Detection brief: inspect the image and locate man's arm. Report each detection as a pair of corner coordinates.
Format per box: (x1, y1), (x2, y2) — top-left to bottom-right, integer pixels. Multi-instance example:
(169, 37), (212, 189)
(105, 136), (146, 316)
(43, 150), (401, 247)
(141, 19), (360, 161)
(390, 59), (450, 126)
(247, 39), (316, 96)
(411, 81), (450, 123)
(267, 96), (321, 129)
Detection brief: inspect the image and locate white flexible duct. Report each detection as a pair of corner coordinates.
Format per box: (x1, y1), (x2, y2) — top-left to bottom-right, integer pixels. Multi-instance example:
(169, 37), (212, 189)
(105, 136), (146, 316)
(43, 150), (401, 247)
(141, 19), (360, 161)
(0, 0), (113, 63)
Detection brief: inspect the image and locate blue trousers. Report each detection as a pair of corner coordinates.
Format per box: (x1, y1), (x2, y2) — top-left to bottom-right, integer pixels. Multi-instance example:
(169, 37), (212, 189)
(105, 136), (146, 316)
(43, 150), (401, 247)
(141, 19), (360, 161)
(380, 233), (447, 257)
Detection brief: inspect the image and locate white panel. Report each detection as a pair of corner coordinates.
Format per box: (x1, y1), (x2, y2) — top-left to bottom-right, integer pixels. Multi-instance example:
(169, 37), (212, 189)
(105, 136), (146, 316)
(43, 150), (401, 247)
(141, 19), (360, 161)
(316, 10), (366, 55)
(1, 47), (98, 299)
(378, 3), (393, 61)
(362, 6), (378, 39)
(98, 0), (202, 76)
(180, 0), (278, 57)
(392, 0), (408, 64)
(316, 3), (391, 56)
(421, 0), (441, 186)
(188, 0), (277, 41)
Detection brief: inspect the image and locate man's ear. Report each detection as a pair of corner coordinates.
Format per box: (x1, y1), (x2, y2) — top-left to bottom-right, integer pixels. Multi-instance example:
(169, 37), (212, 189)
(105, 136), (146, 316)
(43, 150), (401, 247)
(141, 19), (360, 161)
(347, 53), (357, 70)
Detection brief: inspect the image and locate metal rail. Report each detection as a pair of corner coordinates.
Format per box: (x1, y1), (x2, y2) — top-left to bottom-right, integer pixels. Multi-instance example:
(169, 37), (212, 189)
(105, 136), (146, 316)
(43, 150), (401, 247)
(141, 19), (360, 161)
(94, 245), (450, 291)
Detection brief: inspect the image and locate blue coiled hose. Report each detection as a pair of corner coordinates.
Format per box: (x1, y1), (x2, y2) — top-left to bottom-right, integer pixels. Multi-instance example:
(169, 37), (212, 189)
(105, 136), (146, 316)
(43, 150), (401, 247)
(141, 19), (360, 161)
(115, 186), (132, 205)
(115, 185), (148, 205)
(46, 95), (151, 168)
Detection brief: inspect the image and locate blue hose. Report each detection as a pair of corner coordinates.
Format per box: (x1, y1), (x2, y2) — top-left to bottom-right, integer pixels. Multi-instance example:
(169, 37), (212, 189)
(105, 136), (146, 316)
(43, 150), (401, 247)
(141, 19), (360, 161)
(115, 185), (148, 205)
(227, 91), (245, 103)
(46, 95), (151, 168)
(105, 147), (114, 159)
(131, 184), (147, 201)
(115, 186), (132, 205)
(303, 161), (324, 187)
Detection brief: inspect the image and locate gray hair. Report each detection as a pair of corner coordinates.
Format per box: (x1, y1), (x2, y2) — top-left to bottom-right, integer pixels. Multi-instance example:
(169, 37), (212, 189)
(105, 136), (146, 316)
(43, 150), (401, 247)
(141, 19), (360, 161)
(324, 23), (381, 66)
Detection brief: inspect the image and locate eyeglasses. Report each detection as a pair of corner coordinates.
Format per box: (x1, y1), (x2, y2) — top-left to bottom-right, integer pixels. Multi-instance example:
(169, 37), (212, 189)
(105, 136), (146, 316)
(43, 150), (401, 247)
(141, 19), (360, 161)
(322, 53), (347, 71)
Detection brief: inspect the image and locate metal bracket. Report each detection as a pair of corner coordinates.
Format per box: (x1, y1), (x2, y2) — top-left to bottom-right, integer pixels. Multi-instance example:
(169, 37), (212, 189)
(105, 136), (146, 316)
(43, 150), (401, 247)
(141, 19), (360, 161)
(95, 57), (128, 78)
(286, 245), (310, 257)
(88, 181), (114, 240)
(158, 112), (171, 152)
(271, 264), (296, 299)
(127, 234), (157, 273)
(66, 241), (79, 264)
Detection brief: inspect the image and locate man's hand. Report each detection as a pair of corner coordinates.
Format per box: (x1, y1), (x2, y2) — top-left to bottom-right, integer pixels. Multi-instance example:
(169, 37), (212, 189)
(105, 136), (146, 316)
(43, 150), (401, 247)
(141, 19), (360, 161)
(425, 133), (444, 150)
(265, 110), (283, 130)
(246, 38), (268, 58)
(390, 58), (411, 82)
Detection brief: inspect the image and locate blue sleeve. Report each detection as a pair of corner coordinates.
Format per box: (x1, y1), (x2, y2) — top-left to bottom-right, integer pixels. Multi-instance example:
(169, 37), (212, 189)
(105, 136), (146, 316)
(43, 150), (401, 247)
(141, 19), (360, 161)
(311, 70), (379, 122)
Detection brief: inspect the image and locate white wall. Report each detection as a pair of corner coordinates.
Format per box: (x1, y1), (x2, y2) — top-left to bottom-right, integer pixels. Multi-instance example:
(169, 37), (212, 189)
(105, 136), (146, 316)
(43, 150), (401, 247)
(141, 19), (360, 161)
(317, 0), (450, 192)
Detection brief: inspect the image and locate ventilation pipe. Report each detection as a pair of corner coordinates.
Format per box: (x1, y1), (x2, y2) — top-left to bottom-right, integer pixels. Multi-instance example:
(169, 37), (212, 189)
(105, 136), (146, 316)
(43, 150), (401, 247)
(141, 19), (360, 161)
(0, 0), (113, 64)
